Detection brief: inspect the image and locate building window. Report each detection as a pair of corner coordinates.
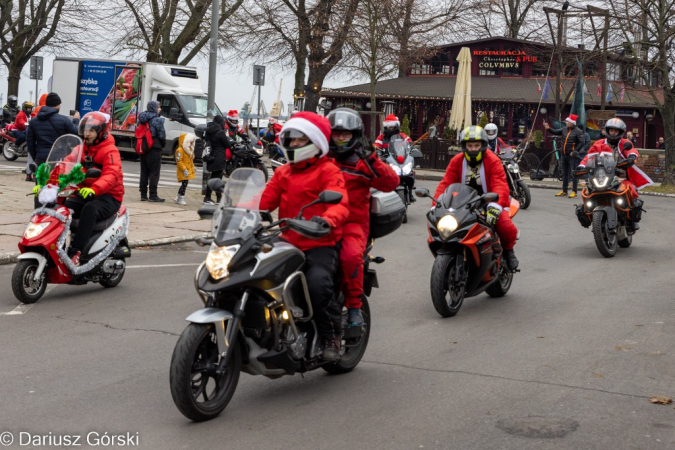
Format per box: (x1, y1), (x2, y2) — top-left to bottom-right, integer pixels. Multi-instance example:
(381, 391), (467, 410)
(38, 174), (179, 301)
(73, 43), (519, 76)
(411, 64), (430, 75)
(477, 47), (498, 76)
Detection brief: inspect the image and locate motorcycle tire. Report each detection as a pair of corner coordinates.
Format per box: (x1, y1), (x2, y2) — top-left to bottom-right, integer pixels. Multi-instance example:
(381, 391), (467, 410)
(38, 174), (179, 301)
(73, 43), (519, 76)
(12, 260), (47, 304)
(430, 254), (465, 318)
(618, 233), (632, 248)
(398, 191), (408, 223)
(99, 260), (125, 288)
(516, 180), (531, 209)
(323, 295), (371, 375)
(3, 140), (18, 161)
(170, 323), (241, 422)
(254, 160), (269, 182)
(486, 263), (514, 297)
(592, 210), (617, 258)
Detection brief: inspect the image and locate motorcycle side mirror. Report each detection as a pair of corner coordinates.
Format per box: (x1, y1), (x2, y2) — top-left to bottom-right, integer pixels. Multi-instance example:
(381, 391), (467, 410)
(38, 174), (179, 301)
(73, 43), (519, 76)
(481, 193), (499, 203)
(85, 168), (101, 179)
(410, 148), (423, 158)
(415, 188), (430, 198)
(317, 190), (343, 205)
(207, 178), (225, 193)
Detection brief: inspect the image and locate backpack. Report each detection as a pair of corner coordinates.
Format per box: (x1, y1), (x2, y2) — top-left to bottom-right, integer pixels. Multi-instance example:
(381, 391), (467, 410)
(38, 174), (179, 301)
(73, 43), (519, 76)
(134, 122), (154, 155)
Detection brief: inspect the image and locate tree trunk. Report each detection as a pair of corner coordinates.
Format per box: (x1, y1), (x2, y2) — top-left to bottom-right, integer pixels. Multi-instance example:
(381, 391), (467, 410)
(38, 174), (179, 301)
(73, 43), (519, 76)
(660, 100), (675, 185)
(294, 56), (306, 109)
(6, 62), (22, 97)
(369, 78), (377, 141)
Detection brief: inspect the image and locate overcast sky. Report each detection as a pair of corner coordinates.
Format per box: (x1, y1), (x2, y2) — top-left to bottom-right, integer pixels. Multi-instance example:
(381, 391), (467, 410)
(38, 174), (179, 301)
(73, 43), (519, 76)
(0, 53), (368, 114)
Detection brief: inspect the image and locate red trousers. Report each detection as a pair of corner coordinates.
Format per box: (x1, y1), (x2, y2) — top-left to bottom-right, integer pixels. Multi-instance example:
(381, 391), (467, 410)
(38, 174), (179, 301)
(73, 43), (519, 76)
(340, 222), (368, 309)
(496, 210), (518, 251)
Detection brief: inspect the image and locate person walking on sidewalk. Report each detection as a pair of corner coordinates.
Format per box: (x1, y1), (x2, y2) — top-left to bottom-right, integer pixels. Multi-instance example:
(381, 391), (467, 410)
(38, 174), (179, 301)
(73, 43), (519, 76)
(174, 132), (196, 205)
(138, 101), (166, 202)
(203, 115), (232, 205)
(544, 114), (585, 198)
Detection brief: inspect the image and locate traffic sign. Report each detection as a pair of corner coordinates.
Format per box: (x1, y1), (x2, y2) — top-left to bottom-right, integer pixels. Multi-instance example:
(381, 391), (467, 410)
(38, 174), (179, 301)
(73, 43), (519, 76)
(30, 56), (43, 81)
(253, 65), (265, 86)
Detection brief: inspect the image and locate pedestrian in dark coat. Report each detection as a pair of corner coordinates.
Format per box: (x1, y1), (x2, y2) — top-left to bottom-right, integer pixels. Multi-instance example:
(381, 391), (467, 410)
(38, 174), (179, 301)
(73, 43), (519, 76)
(203, 115), (232, 204)
(544, 114), (585, 198)
(138, 100), (166, 202)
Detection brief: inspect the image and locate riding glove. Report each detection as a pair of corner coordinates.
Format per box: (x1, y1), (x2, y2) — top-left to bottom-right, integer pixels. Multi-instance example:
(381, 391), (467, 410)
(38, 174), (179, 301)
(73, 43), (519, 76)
(310, 216), (330, 230)
(32, 185), (42, 195)
(79, 187), (95, 198)
(486, 205), (501, 226)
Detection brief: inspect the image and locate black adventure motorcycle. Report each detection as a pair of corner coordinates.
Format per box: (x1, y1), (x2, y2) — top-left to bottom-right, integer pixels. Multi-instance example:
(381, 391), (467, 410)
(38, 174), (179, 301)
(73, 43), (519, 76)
(170, 168), (405, 422)
(499, 144), (531, 209)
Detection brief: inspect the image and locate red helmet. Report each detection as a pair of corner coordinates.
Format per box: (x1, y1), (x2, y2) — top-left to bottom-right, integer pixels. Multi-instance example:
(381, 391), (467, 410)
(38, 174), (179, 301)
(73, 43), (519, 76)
(78, 112), (111, 145)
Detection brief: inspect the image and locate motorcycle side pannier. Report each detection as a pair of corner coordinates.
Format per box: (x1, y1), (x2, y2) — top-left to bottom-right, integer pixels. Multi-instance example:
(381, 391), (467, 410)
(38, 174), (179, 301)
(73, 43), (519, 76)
(369, 190), (405, 239)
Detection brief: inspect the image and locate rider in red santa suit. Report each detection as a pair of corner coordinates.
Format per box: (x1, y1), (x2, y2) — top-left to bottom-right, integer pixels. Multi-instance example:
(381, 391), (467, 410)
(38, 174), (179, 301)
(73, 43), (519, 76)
(224, 110), (249, 142)
(577, 118), (652, 230)
(373, 114), (412, 151)
(434, 125), (519, 270)
(327, 108), (399, 327)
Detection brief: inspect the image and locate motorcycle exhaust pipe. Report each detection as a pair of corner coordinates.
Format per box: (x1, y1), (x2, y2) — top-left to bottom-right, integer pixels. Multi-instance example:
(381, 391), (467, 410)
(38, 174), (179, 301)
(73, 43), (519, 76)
(102, 259), (125, 274)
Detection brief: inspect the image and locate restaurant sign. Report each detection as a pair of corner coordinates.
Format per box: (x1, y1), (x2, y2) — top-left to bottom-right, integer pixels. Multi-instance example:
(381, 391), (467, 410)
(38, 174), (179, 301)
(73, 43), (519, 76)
(473, 50), (538, 69)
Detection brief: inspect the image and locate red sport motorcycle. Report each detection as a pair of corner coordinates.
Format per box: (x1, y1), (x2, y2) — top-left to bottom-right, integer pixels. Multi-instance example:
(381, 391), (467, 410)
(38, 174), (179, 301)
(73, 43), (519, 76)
(0, 123), (27, 161)
(11, 135), (131, 304)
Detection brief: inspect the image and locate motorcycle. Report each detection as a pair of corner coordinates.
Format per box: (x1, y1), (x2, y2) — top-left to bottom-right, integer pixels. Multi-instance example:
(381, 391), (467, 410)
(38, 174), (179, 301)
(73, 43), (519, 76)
(11, 135), (131, 304)
(416, 184), (519, 318)
(1, 124), (27, 161)
(170, 168), (404, 422)
(269, 143), (287, 172)
(225, 138), (268, 182)
(380, 137), (423, 223)
(499, 144), (531, 209)
(573, 153), (642, 258)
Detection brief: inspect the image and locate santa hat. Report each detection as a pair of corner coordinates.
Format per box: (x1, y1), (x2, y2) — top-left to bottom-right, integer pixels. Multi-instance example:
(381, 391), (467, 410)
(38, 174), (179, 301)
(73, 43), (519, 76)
(227, 110), (239, 120)
(565, 114), (578, 124)
(279, 112), (331, 156)
(383, 114), (400, 127)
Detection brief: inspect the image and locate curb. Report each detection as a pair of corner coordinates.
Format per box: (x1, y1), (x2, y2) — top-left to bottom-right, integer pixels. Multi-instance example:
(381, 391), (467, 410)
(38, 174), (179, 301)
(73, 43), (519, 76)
(0, 233), (213, 266)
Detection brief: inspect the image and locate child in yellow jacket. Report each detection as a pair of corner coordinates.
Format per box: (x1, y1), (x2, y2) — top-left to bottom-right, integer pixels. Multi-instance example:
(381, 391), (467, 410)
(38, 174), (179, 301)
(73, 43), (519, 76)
(174, 133), (196, 205)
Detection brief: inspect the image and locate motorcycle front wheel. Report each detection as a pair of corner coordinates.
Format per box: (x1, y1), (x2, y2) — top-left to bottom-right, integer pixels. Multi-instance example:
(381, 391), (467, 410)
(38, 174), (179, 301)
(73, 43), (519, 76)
(170, 323), (241, 422)
(398, 191), (408, 223)
(12, 260), (47, 304)
(323, 295), (371, 374)
(592, 210), (617, 257)
(430, 254), (465, 317)
(2, 140), (18, 161)
(515, 180), (531, 209)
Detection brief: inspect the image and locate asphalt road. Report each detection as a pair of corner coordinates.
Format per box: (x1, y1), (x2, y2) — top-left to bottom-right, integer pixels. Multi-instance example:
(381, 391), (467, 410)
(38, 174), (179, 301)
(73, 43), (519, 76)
(0, 182), (674, 449)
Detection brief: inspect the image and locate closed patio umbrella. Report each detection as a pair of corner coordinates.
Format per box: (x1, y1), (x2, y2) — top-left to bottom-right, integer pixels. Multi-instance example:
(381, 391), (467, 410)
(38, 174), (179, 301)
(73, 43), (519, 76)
(448, 47), (472, 133)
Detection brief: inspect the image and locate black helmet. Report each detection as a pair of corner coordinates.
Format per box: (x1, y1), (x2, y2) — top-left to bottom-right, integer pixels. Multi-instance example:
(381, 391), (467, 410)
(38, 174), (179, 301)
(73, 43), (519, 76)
(604, 118), (626, 145)
(7, 95), (18, 107)
(327, 107), (363, 159)
(460, 126), (489, 167)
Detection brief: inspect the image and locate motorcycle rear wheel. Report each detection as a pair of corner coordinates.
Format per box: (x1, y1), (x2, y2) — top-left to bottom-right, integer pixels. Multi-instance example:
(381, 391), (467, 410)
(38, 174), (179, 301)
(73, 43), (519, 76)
(12, 260), (47, 303)
(516, 180), (531, 209)
(592, 210), (617, 257)
(99, 260), (125, 288)
(170, 323), (241, 422)
(323, 295), (371, 374)
(3, 140), (18, 161)
(430, 254), (465, 317)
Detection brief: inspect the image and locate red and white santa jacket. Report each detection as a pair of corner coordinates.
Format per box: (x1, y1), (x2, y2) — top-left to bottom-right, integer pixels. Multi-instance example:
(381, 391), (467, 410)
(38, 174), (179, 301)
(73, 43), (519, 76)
(579, 138), (654, 190)
(373, 132), (412, 150)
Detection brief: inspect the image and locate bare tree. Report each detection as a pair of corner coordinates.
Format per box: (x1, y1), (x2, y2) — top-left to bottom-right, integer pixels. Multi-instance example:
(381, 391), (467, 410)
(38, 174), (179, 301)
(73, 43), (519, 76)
(113, 0), (243, 65)
(0, 0), (68, 96)
(386, 0), (464, 77)
(609, 0), (675, 184)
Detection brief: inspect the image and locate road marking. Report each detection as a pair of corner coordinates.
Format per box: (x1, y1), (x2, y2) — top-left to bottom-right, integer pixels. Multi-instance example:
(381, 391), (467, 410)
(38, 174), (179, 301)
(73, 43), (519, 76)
(0, 303), (35, 315)
(125, 263), (201, 269)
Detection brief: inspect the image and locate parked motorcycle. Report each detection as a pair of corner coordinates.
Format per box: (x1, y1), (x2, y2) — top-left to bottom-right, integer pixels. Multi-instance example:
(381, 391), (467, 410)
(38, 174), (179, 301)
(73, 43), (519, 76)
(573, 153), (642, 258)
(11, 135), (131, 304)
(381, 137), (423, 223)
(170, 168), (404, 421)
(1, 124), (27, 161)
(499, 144), (531, 209)
(416, 184), (519, 318)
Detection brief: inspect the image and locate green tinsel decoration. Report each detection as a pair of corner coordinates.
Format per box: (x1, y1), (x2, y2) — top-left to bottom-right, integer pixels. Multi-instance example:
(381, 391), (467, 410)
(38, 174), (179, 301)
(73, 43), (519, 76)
(58, 163), (86, 190)
(35, 163), (51, 187)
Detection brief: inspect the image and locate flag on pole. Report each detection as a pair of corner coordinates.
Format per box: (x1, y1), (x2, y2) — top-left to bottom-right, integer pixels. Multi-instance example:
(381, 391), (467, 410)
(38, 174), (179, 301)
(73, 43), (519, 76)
(560, 82), (563, 94)
(606, 83), (614, 103)
(597, 81), (602, 97)
(620, 83), (626, 103)
(584, 82), (590, 95)
(542, 77), (552, 100)
(537, 80), (541, 94)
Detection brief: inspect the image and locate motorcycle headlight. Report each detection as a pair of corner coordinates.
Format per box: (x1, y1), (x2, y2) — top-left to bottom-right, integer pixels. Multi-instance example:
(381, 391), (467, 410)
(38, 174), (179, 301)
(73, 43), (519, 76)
(255, 147), (264, 156)
(24, 222), (50, 239)
(402, 161), (413, 175)
(390, 164), (402, 175)
(205, 243), (240, 280)
(593, 168), (609, 189)
(437, 214), (458, 239)
(508, 163), (519, 173)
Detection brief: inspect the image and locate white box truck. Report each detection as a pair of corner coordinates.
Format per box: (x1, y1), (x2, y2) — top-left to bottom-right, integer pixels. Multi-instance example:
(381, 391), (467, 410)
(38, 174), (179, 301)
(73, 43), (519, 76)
(51, 58), (222, 157)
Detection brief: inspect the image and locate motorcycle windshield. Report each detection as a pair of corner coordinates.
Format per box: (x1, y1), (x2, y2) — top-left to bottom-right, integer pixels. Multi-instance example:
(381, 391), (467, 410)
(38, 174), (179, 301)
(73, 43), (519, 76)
(439, 183), (481, 209)
(389, 139), (410, 160)
(44, 135), (84, 176)
(212, 168), (267, 242)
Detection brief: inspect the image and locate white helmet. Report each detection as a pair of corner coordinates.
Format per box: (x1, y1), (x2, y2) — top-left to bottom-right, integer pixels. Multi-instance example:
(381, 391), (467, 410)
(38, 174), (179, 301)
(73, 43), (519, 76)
(484, 123), (498, 141)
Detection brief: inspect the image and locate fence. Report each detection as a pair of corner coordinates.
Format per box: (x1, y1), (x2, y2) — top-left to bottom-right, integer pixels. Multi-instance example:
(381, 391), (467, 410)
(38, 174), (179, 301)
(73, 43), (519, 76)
(419, 138), (460, 170)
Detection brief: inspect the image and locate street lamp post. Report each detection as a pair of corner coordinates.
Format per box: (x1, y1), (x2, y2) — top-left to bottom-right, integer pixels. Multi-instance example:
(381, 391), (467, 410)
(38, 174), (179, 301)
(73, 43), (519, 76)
(206, 0), (220, 119)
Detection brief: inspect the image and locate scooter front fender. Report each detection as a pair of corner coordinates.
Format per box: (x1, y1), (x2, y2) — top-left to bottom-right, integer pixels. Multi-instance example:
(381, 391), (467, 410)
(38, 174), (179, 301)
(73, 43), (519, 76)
(185, 308), (234, 357)
(17, 252), (48, 281)
(593, 205), (618, 230)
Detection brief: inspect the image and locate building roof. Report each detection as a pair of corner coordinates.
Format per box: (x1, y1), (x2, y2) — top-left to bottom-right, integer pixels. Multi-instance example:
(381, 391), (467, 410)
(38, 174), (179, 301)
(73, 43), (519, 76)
(322, 76), (658, 107)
